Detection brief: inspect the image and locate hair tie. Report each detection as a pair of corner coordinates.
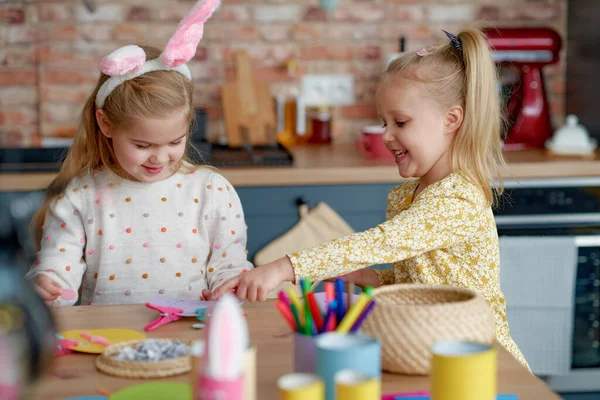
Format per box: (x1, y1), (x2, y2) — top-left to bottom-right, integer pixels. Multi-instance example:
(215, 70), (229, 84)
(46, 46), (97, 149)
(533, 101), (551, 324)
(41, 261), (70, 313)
(442, 29), (462, 53)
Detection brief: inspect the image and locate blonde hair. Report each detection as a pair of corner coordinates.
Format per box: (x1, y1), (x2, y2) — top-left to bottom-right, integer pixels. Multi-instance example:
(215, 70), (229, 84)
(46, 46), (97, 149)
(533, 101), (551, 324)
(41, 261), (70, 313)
(385, 28), (506, 207)
(32, 45), (197, 245)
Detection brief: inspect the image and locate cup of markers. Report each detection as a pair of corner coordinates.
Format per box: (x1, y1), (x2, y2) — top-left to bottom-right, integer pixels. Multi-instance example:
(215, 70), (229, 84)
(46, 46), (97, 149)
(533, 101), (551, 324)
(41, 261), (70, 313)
(275, 278), (377, 374)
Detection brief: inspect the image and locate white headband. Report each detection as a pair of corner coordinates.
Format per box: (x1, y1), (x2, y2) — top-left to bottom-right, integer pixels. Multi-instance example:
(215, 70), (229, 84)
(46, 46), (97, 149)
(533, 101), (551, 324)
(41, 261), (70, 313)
(94, 0), (220, 109)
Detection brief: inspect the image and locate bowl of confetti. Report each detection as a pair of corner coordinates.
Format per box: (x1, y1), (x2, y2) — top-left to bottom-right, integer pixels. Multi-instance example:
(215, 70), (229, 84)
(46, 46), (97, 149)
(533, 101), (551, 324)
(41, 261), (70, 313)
(95, 338), (191, 378)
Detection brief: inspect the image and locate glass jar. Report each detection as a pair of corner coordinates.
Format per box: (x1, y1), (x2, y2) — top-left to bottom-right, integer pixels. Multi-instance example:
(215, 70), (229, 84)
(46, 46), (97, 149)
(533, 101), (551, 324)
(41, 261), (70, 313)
(307, 106), (332, 144)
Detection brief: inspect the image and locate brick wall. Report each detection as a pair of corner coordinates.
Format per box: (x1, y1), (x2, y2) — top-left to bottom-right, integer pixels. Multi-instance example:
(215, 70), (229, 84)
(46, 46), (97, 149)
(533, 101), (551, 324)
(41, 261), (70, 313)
(0, 0), (567, 147)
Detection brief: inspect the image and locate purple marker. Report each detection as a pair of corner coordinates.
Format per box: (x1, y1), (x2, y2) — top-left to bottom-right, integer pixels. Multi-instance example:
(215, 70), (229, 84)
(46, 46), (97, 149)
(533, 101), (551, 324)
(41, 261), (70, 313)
(321, 299), (338, 333)
(349, 300), (376, 333)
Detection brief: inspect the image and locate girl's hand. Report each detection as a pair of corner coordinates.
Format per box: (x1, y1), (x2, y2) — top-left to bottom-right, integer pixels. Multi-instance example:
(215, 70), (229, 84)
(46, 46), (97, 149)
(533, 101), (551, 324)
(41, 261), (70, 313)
(212, 256), (295, 302)
(33, 274), (63, 307)
(327, 269), (381, 289)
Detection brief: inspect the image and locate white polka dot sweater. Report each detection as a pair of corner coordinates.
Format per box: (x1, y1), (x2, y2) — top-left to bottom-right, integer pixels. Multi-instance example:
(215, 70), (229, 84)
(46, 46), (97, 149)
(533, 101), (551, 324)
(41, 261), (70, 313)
(25, 166), (254, 306)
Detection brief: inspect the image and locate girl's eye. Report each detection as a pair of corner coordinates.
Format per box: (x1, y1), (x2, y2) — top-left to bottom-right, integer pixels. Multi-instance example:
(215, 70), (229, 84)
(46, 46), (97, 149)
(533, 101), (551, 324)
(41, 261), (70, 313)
(381, 123), (387, 128)
(395, 121), (406, 127)
(170, 140), (182, 146)
(135, 144), (150, 149)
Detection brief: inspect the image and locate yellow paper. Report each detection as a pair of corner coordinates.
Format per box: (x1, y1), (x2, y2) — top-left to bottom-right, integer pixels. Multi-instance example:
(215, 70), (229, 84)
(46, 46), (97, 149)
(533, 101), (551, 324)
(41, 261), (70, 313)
(431, 341), (496, 400)
(335, 370), (380, 400)
(59, 328), (146, 354)
(278, 373), (324, 400)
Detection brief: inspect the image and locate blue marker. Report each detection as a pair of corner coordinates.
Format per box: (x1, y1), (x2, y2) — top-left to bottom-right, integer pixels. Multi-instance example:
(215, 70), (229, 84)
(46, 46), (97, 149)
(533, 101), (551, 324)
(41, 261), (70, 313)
(334, 278), (346, 322)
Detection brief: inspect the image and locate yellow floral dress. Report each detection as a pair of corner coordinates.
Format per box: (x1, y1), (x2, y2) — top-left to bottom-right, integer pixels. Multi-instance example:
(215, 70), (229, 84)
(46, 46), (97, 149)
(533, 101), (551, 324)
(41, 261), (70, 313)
(288, 173), (529, 369)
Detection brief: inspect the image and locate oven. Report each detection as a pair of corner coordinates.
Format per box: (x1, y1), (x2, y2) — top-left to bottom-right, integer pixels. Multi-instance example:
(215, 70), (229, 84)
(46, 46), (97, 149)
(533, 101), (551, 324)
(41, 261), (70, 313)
(495, 177), (600, 392)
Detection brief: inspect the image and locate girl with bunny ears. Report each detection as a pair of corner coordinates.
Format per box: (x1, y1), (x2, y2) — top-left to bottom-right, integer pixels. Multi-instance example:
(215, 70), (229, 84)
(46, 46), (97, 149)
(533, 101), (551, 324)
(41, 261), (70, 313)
(27, 0), (253, 307)
(214, 28), (530, 369)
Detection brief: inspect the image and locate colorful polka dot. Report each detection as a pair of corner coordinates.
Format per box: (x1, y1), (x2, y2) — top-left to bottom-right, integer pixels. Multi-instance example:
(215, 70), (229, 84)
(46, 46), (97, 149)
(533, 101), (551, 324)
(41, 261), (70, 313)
(143, 242), (149, 248)
(59, 248), (66, 252)
(73, 210), (79, 215)
(35, 260), (40, 265)
(227, 185), (230, 191)
(125, 228), (131, 233)
(192, 258), (197, 263)
(200, 270), (204, 275)
(142, 273), (148, 279)
(125, 289), (131, 295)
(125, 197), (131, 202)
(45, 236), (51, 241)
(176, 272), (181, 277)
(88, 249), (94, 255)
(208, 268), (214, 273)
(245, 249), (249, 254)
(83, 185), (89, 190)
(73, 188), (79, 192)
(162, 197), (167, 202)
(177, 183), (182, 188)
(192, 228), (198, 234)
(160, 257), (166, 263)
(110, 213), (115, 218)
(66, 266), (71, 271)
(159, 289), (165, 294)
(218, 187), (223, 191)
(229, 203), (232, 208)
(58, 195), (64, 200)
(222, 252), (227, 257)
(126, 258), (132, 264)
(221, 216), (227, 221)
(228, 264), (233, 269)
(235, 240), (240, 244)
(88, 301), (92, 305)
(98, 229), (102, 236)
(231, 230), (236, 235)
(179, 212), (184, 217)
(109, 244), (115, 250)
(88, 219), (94, 224)
(177, 243), (182, 248)
(80, 238), (85, 243)
(95, 199), (100, 204)
(108, 183), (114, 188)
(161, 227), (167, 233)
(94, 273), (98, 279)
(207, 185), (213, 189)
(61, 222), (66, 228)
(143, 213), (149, 217)
(109, 275), (115, 280)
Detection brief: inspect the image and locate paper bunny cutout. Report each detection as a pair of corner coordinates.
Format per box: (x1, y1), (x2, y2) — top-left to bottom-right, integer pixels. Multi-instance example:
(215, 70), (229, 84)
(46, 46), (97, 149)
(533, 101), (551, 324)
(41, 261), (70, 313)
(200, 293), (248, 400)
(95, 0), (220, 108)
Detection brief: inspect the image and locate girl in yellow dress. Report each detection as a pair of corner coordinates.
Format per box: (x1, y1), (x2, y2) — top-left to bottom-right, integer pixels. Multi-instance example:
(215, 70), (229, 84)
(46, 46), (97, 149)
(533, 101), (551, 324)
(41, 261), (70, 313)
(213, 28), (529, 368)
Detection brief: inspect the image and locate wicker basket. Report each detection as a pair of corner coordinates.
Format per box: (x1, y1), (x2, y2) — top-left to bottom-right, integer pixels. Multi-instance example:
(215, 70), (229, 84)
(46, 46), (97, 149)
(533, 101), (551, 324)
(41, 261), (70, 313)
(360, 284), (496, 375)
(95, 339), (191, 379)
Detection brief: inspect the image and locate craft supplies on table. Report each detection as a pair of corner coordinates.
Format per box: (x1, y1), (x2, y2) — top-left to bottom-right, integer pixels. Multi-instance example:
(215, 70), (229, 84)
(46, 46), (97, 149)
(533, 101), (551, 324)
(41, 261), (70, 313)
(57, 329), (146, 354)
(316, 333), (381, 400)
(275, 278), (376, 337)
(431, 341), (497, 400)
(195, 293), (249, 400)
(107, 382), (191, 400)
(334, 369), (380, 400)
(278, 373), (325, 400)
(95, 339), (191, 379)
(359, 284), (495, 375)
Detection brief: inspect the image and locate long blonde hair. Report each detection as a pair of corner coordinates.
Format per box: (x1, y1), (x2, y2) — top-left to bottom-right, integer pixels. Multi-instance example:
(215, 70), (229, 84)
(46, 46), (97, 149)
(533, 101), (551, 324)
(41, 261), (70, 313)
(32, 45), (196, 245)
(385, 28), (506, 207)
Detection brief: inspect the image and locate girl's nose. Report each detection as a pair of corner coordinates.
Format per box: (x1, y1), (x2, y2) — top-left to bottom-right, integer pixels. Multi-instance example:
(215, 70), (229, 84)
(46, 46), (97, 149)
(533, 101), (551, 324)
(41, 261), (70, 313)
(382, 129), (394, 144)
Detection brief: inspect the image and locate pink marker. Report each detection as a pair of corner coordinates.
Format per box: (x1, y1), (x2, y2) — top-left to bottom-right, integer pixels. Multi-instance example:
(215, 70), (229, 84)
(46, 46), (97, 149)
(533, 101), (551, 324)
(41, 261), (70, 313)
(80, 332), (111, 347)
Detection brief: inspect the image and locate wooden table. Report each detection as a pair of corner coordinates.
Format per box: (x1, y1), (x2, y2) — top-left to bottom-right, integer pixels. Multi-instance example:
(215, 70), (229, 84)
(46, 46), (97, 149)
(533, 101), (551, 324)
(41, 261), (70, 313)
(2, 143), (599, 191)
(30, 302), (561, 400)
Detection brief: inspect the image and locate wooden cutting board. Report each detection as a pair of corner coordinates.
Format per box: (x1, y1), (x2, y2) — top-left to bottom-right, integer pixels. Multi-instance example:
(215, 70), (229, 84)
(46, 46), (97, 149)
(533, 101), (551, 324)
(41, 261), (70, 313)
(221, 50), (276, 147)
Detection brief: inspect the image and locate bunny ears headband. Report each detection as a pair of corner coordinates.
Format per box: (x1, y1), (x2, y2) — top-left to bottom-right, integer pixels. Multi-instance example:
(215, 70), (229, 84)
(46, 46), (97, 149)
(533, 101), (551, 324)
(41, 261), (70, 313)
(95, 0), (220, 108)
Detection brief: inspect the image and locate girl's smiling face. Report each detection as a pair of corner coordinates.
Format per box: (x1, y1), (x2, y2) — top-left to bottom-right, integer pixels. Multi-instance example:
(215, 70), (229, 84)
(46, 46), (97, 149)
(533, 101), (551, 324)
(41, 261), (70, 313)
(97, 107), (189, 183)
(376, 72), (462, 186)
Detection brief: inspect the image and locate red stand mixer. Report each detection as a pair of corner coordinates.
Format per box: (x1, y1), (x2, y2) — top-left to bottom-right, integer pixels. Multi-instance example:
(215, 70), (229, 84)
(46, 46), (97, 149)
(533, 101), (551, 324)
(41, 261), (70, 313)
(484, 27), (562, 150)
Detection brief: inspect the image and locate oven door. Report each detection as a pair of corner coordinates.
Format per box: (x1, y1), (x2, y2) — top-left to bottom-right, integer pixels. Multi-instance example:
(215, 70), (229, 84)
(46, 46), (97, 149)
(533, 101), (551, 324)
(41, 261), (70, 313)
(496, 214), (600, 392)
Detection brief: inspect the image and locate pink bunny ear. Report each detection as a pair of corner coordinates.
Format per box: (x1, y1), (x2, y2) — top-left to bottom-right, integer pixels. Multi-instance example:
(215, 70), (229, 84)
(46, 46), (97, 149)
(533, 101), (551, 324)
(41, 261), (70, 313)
(160, 0), (221, 68)
(98, 45), (146, 76)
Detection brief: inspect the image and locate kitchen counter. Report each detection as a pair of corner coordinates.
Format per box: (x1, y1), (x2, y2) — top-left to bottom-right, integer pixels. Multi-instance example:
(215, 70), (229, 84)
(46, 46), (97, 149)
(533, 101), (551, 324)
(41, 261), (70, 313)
(1, 143), (599, 191)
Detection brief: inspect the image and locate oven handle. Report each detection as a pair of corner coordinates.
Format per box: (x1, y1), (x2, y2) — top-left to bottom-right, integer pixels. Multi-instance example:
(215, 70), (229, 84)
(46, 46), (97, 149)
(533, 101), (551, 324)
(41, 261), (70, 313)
(495, 213), (600, 226)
